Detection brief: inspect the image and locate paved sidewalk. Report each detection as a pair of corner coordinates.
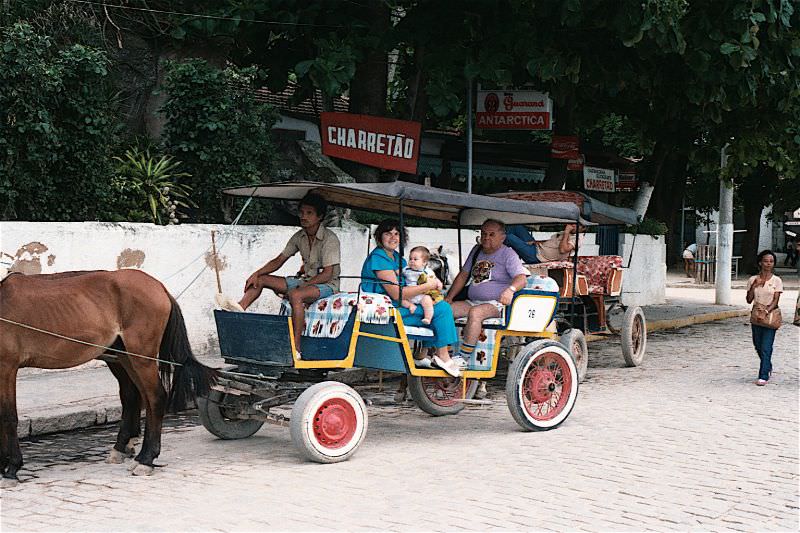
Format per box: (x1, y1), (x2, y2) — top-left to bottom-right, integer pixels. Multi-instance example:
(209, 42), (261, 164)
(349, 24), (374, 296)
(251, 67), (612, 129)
(13, 286), (788, 439)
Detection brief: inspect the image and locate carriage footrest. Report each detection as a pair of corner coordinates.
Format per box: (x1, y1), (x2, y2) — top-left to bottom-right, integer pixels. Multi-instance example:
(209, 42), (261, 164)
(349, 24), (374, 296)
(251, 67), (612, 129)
(404, 325), (434, 337)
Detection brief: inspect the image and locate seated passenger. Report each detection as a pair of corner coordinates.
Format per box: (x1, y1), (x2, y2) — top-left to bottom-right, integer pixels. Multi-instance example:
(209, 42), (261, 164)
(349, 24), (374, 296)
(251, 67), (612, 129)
(401, 246), (444, 325)
(504, 224), (540, 263)
(508, 223), (581, 264)
(361, 220), (461, 377)
(446, 219), (528, 368)
(229, 193), (340, 358)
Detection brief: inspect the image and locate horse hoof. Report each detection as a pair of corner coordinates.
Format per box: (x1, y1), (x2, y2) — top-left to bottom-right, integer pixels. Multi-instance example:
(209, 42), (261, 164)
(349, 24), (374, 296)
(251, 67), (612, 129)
(130, 463), (154, 477)
(0, 477), (20, 489)
(106, 448), (127, 464)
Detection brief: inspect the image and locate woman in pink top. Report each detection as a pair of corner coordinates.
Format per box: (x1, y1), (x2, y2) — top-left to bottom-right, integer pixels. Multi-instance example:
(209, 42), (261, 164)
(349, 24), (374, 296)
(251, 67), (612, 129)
(745, 250), (783, 386)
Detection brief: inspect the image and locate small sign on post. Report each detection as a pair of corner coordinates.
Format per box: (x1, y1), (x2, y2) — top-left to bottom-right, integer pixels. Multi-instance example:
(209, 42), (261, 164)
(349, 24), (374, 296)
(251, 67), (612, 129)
(583, 166), (616, 192)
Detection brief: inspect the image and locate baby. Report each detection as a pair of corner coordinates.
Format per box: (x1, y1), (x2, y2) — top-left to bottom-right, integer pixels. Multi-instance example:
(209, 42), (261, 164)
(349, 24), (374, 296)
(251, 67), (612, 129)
(401, 246), (443, 325)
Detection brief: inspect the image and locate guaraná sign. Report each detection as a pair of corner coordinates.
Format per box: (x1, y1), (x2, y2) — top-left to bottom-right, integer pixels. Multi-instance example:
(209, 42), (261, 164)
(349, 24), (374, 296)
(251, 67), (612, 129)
(476, 90), (552, 130)
(320, 112), (421, 174)
(583, 166), (616, 192)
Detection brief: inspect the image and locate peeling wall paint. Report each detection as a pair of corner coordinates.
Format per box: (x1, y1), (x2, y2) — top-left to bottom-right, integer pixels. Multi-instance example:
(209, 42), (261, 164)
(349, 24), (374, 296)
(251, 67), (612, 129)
(117, 248), (146, 269)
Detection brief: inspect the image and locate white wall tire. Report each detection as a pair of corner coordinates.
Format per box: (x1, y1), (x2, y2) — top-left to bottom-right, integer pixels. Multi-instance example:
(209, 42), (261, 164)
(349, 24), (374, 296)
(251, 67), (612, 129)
(290, 381), (368, 464)
(505, 340), (579, 431)
(621, 306), (647, 367)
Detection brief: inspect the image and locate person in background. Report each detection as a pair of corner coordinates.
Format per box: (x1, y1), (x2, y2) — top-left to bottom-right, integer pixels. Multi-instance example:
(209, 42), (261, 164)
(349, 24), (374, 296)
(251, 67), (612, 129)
(746, 250), (783, 386)
(505, 223), (582, 264)
(503, 224), (540, 263)
(784, 238), (797, 267)
(683, 243), (698, 277)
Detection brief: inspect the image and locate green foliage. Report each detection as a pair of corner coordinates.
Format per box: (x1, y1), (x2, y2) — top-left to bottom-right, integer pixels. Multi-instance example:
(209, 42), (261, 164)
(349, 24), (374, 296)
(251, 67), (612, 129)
(160, 59), (278, 223)
(624, 217), (668, 236)
(112, 147), (195, 224)
(0, 21), (119, 221)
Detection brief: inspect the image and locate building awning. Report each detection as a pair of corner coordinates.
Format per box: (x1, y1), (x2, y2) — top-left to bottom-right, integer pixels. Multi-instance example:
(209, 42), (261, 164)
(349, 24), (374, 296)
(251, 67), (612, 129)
(418, 156), (545, 183)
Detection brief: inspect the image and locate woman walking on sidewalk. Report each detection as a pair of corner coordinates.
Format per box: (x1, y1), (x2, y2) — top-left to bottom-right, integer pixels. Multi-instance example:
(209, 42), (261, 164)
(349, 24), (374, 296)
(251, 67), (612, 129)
(746, 250), (783, 386)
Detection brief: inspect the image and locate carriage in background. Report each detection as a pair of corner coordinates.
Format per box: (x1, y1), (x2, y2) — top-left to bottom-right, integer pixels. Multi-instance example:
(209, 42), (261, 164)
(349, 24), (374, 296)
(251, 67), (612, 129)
(200, 181), (586, 463)
(495, 191), (647, 382)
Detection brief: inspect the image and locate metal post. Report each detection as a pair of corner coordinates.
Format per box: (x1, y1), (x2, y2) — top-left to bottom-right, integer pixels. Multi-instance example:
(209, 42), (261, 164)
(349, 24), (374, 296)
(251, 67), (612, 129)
(398, 200), (405, 303)
(715, 144), (733, 305)
(680, 195), (686, 258)
(466, 78), (473, 194)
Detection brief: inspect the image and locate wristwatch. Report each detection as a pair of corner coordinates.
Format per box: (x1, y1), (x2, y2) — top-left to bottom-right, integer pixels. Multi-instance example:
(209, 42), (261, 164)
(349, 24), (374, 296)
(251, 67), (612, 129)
(507, 286), (517, 293)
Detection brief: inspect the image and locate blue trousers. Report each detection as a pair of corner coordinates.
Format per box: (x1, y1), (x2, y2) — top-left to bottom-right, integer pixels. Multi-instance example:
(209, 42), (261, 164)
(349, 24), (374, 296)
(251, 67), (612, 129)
(399, 300), (458, 348)
(504, 225), (539, 263)
(751, 324), (776, 381)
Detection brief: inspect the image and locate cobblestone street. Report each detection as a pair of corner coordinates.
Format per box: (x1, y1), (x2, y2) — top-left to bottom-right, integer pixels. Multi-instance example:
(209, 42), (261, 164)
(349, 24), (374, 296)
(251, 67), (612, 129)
(2, 310), (798, 532)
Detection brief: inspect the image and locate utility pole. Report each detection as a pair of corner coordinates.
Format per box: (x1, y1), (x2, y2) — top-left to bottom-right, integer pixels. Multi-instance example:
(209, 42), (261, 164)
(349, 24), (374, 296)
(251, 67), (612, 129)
(715, 144), (733, 305)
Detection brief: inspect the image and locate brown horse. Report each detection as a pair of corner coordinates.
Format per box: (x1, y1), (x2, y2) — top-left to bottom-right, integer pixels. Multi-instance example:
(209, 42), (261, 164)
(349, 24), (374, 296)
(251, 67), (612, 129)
(0, 269), (217, 486)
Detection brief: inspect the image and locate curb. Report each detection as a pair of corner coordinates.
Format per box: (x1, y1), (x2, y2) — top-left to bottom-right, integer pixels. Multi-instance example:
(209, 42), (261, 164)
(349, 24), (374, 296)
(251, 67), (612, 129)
(585, 308), (749, 343)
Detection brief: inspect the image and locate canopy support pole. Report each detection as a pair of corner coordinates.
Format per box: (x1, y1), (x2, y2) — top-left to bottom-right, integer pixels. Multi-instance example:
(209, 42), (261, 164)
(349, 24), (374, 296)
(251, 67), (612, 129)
(466, 78), (473, 194)
(399, 199), (405, 303)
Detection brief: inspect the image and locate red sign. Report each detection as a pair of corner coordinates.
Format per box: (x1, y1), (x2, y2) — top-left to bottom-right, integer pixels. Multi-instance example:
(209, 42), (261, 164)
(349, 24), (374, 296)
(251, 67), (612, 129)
(616, 171), (639, 191)
(476, 90), (552, 130)
(320, 112), (421, 174)
(567, 154), (585, 171)
(551, 136), (580, 160)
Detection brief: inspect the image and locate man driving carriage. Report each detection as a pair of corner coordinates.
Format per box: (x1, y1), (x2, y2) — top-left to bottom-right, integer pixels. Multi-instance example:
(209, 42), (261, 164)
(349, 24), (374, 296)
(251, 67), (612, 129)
(223, 193), (341, 358)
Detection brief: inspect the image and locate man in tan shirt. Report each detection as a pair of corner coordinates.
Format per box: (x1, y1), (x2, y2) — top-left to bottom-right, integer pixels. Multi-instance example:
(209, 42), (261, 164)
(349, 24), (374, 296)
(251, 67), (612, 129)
(231, 193), (341, 356)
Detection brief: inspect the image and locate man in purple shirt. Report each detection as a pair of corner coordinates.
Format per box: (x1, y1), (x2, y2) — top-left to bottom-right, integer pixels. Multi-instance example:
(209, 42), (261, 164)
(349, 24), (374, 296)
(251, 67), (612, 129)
(446, 219), (528, 368)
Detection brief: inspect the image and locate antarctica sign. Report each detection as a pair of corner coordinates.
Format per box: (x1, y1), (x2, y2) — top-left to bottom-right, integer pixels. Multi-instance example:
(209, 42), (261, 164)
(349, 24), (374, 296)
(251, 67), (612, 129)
(476, 90), (553, 130)
(320, 112), (422, 174)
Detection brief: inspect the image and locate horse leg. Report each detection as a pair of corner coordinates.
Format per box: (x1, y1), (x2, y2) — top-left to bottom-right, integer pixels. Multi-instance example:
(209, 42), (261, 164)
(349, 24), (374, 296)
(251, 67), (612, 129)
(120, 356), (166, 477)
(105, 358), (142, 464)
(0, 365), (22, 487)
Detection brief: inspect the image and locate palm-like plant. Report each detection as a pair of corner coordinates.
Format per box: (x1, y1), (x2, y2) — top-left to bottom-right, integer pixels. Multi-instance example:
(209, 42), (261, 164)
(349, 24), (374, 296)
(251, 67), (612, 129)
(113, 147), (196, 224)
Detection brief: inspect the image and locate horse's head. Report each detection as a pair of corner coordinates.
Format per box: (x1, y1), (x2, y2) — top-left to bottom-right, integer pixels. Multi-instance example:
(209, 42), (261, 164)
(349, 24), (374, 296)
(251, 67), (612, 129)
(427, 245), (451, 288)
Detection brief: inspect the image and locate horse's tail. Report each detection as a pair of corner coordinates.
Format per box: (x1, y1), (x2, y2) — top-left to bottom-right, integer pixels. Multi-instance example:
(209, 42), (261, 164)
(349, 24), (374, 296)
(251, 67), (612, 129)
(160, 293), (218, 412)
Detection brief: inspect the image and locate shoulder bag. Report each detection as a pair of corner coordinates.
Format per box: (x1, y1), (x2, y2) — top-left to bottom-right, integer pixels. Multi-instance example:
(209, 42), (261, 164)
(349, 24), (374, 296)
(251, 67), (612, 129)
(751, 303), (782, 330)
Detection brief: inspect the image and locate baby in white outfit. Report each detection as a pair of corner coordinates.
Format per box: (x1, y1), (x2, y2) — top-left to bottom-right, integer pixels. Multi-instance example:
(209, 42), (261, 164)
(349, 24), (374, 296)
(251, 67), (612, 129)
(401, 246), (443, 325)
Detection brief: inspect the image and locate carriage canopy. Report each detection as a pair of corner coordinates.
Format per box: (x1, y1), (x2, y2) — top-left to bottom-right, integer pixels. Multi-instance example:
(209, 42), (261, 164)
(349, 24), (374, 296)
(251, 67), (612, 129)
(222, 181), (589, 227)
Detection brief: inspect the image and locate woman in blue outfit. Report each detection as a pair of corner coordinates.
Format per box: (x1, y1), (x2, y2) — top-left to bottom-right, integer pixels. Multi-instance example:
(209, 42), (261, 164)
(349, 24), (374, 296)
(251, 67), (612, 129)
(361, 219), (461, 377)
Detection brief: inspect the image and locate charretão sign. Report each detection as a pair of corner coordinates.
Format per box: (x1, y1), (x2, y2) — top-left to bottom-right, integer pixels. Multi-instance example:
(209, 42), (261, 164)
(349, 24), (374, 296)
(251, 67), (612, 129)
(476, 90), (552, 130)
(583, 166), (616, 192)
(320, 112), (421, 174)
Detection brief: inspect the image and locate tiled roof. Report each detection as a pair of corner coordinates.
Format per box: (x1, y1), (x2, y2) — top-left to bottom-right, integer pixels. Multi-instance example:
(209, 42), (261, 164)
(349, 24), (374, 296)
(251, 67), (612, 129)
(253, 81), (349, 121)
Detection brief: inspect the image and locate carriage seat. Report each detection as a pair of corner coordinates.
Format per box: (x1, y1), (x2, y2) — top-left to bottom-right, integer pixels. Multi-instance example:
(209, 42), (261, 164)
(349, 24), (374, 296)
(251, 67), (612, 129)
(577, 255), (623, 296)
(279, 292), (395, 339)
(526, 256), (623, 297)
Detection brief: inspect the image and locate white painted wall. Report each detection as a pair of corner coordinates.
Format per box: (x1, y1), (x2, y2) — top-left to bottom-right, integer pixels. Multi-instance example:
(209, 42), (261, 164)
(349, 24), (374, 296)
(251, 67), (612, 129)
(1, 222), (665, 356)
(273, 115), (321, 143)
(695, 206), (773, 252)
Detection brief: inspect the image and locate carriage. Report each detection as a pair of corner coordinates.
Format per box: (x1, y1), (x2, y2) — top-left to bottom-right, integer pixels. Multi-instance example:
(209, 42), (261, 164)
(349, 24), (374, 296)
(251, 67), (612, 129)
(199, 181), (587, 463)
(494, 191), (648, 382)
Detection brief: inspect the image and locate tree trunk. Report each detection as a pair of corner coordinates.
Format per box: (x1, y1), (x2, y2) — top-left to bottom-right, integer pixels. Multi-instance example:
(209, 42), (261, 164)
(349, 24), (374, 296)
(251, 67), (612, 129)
(650, 148), (689, 264)
(344, 1), (390, 183)
(542, 88), (575, 190)
(740, 191), (763, 276)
